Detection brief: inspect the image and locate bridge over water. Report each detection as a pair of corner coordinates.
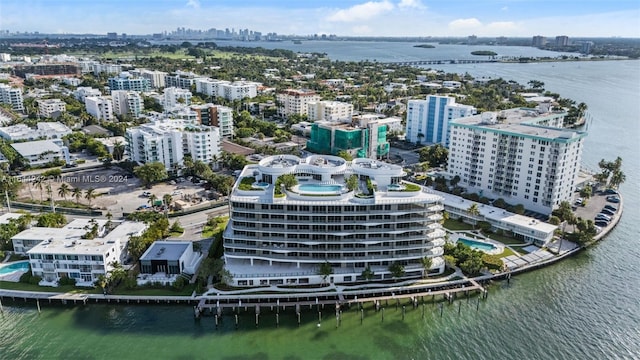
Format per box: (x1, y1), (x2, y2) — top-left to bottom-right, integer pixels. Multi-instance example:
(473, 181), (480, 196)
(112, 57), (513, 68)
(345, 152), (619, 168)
(385, 59), (499, 66)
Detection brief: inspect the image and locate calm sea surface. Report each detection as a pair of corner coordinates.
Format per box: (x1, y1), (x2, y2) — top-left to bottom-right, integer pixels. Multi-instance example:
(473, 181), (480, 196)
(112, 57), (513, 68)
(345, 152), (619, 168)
(1, 43), (639, 360)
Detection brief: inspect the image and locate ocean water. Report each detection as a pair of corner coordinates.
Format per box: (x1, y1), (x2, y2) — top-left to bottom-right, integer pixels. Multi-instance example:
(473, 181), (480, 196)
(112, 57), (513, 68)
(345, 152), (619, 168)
(1, 43), (638, 360)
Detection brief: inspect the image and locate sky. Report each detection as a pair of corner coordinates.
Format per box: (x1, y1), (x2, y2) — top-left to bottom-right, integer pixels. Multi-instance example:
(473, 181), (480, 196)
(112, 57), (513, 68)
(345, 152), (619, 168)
(1, 0), (639, 37)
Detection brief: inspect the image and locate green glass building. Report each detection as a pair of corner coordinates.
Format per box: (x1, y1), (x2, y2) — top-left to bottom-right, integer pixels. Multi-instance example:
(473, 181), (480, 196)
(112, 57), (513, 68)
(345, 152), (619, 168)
(306, 121), (389, 158)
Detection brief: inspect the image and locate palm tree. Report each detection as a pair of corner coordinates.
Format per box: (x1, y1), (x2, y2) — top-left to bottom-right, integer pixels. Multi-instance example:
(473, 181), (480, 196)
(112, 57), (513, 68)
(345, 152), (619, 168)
(32, 176), (45, 203)
(420, 257), (433, 278)
(163, 194), (172, 209)
(112, 140), (125, 161)
(467, 203), (480, 229)
(84, 188), (97, 208)
(72, 187), (83, 205)
(58, 183), (70, 201)
(148, 194), (158, 207)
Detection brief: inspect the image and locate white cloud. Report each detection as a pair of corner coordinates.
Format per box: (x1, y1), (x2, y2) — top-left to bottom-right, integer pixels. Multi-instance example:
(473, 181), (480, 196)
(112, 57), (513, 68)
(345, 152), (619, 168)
(486, 21), (518, 32)
(448, 18), (482, 30)
(326, 1), (395, 22)
(501, 6), (509, 11)
(398, 0), (425, 9)
(186, 0), (200, 9)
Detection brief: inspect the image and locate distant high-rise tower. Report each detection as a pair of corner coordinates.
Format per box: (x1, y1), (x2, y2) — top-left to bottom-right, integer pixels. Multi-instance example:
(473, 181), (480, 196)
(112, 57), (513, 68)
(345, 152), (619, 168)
(555, 36), (569, 47)
(532, 35), (547, 47)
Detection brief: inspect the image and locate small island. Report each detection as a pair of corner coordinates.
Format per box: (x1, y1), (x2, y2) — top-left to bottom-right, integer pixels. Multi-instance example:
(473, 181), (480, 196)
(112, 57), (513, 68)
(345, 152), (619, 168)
(471, 50), (497, 56)
(414, 44), (435, 48)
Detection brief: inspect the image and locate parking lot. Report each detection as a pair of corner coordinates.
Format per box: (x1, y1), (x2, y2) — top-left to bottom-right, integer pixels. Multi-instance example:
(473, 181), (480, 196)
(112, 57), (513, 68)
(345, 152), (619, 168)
(16, 167), (213, 216)
(573, 190), (620, 230)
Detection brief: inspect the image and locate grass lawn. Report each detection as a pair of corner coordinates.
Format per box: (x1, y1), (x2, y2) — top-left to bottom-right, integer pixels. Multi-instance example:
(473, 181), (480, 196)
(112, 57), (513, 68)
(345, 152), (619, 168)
(486, 232), (526, 245)
(169, 231), (184, 238)
(443, 219), (474, 231)
(99, 49), (196, 60)
(202, 217), (229, 238)
(497, 247), (518, 258)
(0, 281), (101, 294)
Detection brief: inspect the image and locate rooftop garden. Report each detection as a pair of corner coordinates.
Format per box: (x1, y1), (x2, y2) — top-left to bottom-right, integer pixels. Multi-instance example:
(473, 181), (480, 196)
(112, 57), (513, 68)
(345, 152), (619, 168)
(238, 176), (265, 191)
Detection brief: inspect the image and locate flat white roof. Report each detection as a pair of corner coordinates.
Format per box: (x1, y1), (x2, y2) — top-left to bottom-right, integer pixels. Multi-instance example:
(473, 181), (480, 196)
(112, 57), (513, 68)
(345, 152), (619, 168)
(140, 241), (190, 261)
(22, 221), (147, 255)
(432, 190), (557, 235)
(11, 140), (62, 157)
(0, 212), (27, 225)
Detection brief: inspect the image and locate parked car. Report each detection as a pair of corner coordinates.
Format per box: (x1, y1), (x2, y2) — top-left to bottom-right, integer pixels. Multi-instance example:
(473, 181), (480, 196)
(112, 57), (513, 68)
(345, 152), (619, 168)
(594, 220), (609, 227)
(606, 196), (620, 203)
(171, 190), (183, 196)
(603, 205), (617, 212)
(600, 209), (615, 216)
(595, 214), (611, 221)
(141, 191), (152, 197)
(604, 189), (618, 195)
(574, 198), (584, 205)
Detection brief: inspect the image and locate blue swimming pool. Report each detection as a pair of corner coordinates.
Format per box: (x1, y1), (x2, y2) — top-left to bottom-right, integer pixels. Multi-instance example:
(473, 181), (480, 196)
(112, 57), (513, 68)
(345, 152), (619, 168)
(0, 260), (30, 275)
(458, 238), (497, 252)
(298, 184), (343, 193)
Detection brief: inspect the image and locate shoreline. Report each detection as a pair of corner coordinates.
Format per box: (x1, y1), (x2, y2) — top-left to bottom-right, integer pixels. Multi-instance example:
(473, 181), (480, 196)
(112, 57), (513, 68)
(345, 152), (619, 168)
(0, 192), (623, 309)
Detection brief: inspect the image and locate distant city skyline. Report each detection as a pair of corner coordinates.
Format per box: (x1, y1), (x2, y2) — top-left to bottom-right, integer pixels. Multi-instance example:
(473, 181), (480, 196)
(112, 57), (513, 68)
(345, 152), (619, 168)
(1, 0), (638, 38)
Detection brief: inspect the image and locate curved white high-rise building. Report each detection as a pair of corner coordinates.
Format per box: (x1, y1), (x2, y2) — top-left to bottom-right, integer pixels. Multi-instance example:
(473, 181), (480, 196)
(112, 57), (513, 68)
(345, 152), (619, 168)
(224, 155), (446, 287)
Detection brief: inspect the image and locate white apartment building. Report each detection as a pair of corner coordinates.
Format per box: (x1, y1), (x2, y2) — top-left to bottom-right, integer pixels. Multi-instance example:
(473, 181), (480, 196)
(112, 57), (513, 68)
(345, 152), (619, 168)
(93, 63), (123, 75)
(62, 77), (81, 86)
(307, 100), (353, 122)
(10, 139), (70, 166)
(74, 87), (101, 101)
(85, 96), (114, 121)
(111, 90), (143, 118)
(195, 78), (259, 101)
(37, 99), (67, 118)
(432, 190), (557, 246)
(0, 53), (11, 62)
(16, 220), (147, 287)
(134, 69), (167, 88)
(447, 109), (587, 215)
(126, 120), (220, 170)
(0, 122), (71, 141)
(163, 87), (192, 110)
(0, 84), (24, 112)
(224, 155), (446, 287)
(405, 95), (476, 146)
(276, 89), (320, 119)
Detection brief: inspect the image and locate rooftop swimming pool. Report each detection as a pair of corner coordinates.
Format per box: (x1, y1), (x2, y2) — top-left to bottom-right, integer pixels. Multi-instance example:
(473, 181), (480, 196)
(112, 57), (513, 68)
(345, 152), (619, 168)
(458, 238), (498, 252)
(0, 260), (30, 275)
(297, 184), (343, 193)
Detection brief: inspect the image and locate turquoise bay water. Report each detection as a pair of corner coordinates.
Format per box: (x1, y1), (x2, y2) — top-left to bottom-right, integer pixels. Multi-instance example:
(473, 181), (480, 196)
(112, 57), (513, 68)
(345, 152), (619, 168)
(1, 44), (639, 359)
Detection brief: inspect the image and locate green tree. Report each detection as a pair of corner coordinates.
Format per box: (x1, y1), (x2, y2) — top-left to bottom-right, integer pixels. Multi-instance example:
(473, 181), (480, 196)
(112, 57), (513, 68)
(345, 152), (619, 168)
(57, 183), (70, 201)
(346, 174), (359, 192)
(388, 262), (405, 279)
(112, 140), (125, 161)
(134, 162), (168, 188)
(467, 203), (480, 229)
(420, 256), (433, 278)
(276, 173), (298, 191)
(579, 184), (593, 199)
(36, 212), (66, 227)
(318, 261), (334, 286)
(337, 150), (353, 161)
(84, 188), (97, 207)
(361, 266), (374, 282)
(72, 187), (83, 205)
